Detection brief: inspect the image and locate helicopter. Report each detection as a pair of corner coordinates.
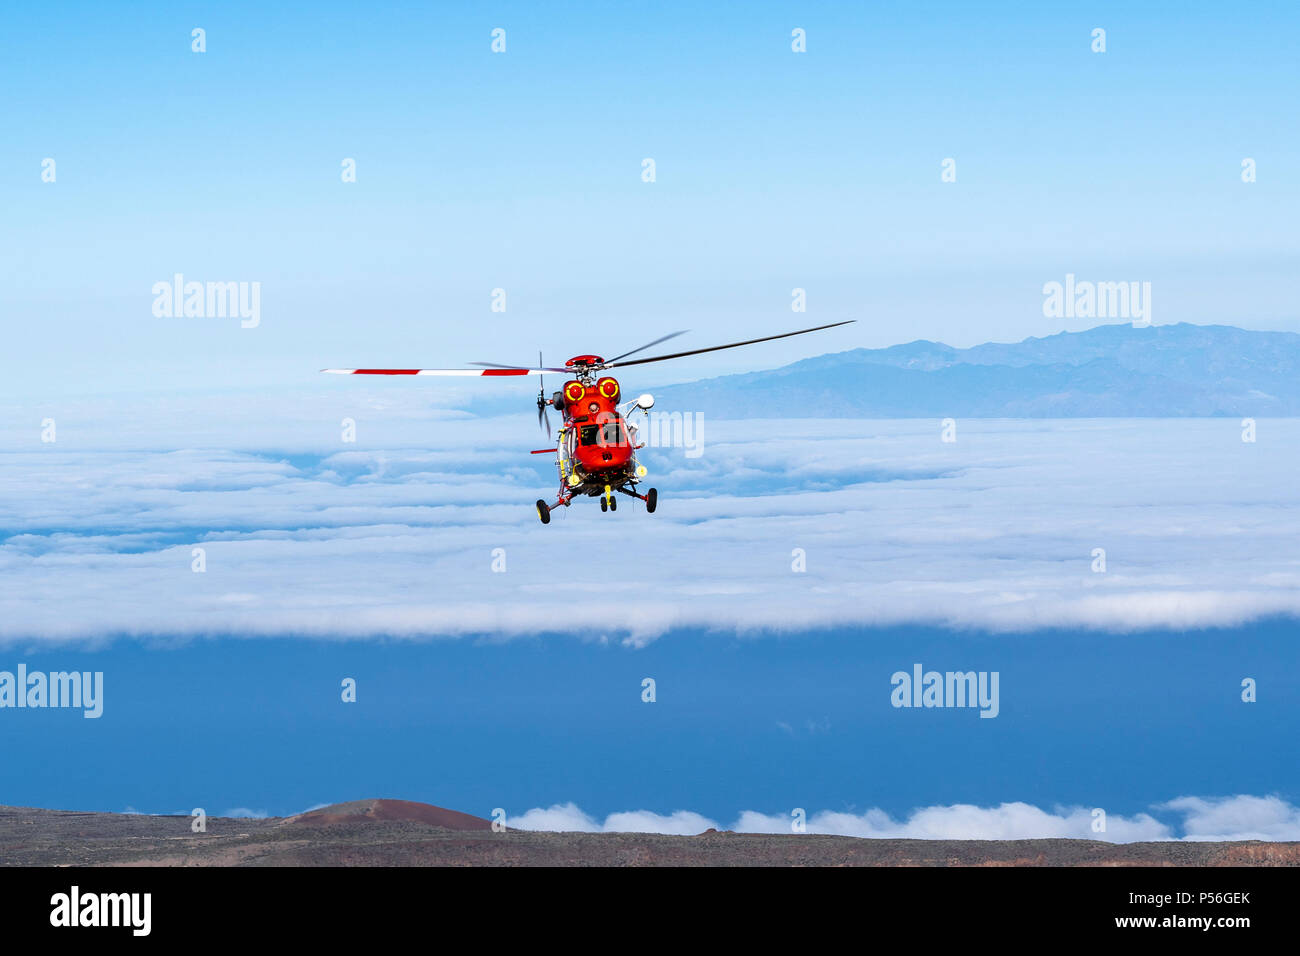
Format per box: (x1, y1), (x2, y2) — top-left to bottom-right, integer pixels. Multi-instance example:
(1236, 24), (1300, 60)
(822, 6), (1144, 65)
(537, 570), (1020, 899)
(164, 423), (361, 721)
(323, 320), (853, 523)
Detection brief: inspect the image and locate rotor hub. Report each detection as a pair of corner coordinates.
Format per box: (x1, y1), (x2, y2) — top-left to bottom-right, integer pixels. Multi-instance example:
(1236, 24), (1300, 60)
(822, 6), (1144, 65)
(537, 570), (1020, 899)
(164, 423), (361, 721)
(564, 355), (605, 382)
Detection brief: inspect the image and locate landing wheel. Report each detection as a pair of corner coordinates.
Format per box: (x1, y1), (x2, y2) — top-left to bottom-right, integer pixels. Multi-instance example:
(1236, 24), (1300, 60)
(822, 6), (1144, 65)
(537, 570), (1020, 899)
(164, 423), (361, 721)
(536, 499), (551, 524)
(645, 488), (657, 513)
(609, 494), (617, 511)
(600, 497), (608, 513)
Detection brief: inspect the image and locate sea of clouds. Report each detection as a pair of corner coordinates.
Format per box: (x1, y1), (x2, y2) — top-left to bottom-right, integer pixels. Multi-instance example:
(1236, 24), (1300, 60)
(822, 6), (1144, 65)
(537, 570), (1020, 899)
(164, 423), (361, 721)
(1, 386), (1296, 644)
(510, 794), (1300, 842)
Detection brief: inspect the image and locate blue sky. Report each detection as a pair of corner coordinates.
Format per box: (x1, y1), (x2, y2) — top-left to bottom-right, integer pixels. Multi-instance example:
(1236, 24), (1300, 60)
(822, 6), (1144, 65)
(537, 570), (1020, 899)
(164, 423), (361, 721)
(1, 1), (1297, 400)
(1, 3), (1297, 838)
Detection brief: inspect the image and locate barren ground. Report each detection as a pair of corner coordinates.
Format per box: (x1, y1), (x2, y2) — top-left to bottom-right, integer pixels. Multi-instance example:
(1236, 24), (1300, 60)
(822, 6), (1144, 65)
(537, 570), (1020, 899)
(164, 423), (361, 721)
(3, 801), (1296, 867)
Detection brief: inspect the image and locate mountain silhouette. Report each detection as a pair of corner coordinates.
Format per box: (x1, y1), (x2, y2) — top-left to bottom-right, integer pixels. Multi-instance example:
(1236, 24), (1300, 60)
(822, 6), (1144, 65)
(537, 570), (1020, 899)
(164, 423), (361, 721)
(650, 323), (1300, 417)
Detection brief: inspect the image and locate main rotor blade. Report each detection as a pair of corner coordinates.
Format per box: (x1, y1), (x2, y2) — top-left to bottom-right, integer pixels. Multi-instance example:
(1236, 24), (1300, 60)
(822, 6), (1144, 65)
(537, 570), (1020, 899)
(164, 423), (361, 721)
(469, 361), (570, 372)
(603, 320), (855, 369)
(604, 330), (689, 365)
(322, 367), (549, 376)
(325, 322), (852, 377)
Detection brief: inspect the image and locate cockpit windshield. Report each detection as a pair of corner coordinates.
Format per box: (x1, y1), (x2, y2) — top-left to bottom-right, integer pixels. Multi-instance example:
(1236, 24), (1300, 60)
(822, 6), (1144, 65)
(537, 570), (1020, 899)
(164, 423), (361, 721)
(579, 419), (627, 447)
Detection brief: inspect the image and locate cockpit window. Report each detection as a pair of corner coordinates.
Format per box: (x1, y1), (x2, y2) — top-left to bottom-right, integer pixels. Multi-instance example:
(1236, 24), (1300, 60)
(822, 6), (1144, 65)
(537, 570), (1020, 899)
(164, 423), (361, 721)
(579, 420), (627, 447)
(601, 421), (626, 446)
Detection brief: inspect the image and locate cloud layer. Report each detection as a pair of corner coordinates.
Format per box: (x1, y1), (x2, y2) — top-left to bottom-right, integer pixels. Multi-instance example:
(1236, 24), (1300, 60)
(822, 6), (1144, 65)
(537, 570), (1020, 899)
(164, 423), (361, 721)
(512, 794), (1300, 843)
(1, 388), (1297, 643)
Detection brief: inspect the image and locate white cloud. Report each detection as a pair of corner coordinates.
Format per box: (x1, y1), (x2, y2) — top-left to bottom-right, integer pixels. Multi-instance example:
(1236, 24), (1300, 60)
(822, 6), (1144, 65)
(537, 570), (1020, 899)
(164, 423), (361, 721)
(512, 795), (1300, 842)
(508, 803), (600, 832)
(511, 803), (721, 835)
(603, 809), (721, 835)
(1157, 795), (1300, 842)
(1, 394), (1298, 643)
(222, 807), (270, 819)
(737, 803), (1169, 841)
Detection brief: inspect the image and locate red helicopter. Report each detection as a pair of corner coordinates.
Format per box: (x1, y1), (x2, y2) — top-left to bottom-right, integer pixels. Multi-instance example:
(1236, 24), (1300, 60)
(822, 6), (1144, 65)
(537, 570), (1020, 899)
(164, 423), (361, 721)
(323, 321), (852, 523)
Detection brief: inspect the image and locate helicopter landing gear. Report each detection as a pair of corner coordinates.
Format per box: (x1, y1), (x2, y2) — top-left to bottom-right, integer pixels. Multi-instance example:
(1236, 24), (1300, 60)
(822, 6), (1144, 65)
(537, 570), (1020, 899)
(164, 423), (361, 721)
(600, 497), (607, 512)
(617, 485), (658, 513)
(535, 499), (551, 524)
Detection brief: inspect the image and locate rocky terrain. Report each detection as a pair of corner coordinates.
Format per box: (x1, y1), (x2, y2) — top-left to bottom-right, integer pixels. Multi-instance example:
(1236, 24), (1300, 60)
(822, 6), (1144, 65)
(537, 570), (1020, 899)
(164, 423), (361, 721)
(2, 800), (1297, 867)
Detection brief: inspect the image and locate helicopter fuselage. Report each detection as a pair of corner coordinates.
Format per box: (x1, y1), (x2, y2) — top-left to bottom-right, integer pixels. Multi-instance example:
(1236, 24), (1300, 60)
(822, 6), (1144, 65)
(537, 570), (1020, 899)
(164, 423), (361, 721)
(551, 372), (640, 495)
(322, 320), (854, 523)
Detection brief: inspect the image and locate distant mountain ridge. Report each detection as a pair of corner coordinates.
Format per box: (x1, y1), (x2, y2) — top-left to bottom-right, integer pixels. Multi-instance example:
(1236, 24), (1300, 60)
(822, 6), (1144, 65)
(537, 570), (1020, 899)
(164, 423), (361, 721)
(651, 323), (1300, 417)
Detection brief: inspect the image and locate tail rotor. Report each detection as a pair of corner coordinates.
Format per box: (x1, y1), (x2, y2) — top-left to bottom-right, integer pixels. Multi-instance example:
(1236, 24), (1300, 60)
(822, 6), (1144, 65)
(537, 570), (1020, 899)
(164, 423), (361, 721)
(536, 350), (552, 439)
